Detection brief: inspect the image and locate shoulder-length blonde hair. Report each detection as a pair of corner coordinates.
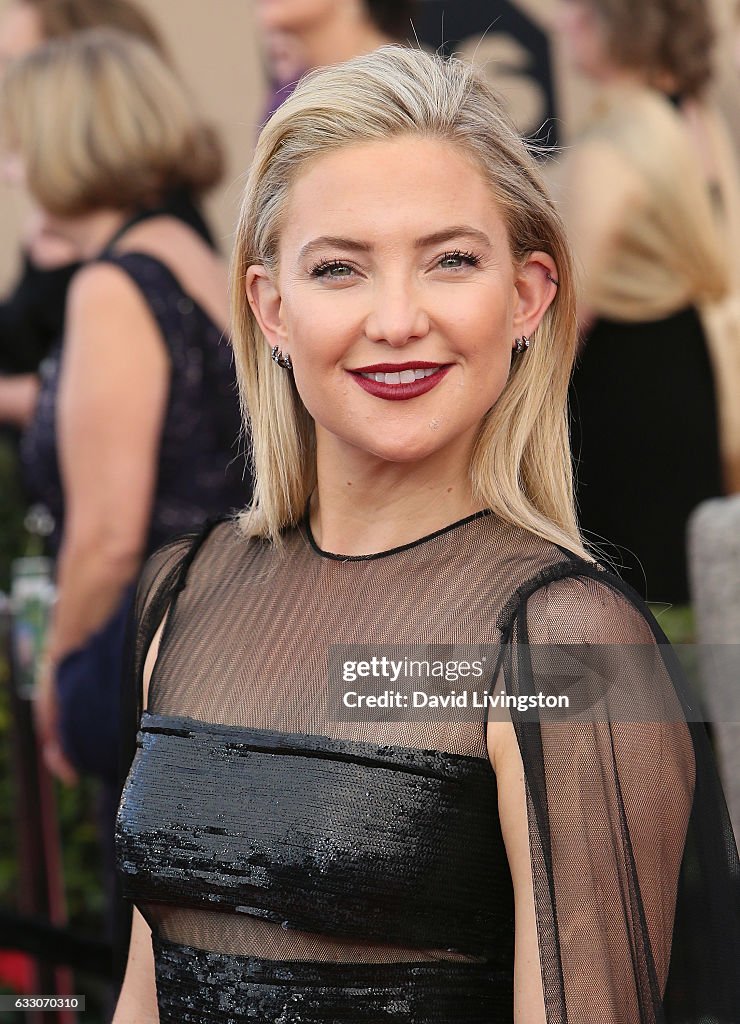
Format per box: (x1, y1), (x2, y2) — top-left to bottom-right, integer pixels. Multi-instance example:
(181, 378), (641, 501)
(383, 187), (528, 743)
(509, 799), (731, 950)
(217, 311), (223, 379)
(231, 45), (587, 558)
(0, 27), (222, 216)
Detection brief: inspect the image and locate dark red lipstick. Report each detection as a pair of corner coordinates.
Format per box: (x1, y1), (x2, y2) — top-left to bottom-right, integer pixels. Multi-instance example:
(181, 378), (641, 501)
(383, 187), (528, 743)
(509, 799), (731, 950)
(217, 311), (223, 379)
(347, 362), (452, 402)
(349, 360), (445, 372)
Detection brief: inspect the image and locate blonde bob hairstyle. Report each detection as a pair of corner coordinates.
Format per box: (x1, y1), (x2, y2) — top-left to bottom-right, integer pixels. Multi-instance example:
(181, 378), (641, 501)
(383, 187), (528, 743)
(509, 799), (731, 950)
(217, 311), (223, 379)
(231, 45), (587, 558)
(0, 27), (222, 217)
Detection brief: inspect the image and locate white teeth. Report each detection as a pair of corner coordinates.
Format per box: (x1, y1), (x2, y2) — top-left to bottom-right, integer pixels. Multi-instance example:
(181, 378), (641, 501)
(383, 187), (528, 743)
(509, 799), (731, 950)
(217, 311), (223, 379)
(358, 366), (443, 384)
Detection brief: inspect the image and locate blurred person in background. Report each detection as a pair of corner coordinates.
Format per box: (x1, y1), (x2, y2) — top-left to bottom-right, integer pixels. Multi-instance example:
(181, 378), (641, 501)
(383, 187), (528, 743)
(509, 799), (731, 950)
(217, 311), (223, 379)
(257, 0), (417, 123)
(553, 0), (740, 606)
(0, 25), (247, 923)
(0, 0), (216, 393)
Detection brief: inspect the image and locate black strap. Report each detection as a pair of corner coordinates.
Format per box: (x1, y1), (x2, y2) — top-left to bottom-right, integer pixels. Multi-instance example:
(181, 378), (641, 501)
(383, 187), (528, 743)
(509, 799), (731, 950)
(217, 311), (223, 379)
(99, 205), (173, 257)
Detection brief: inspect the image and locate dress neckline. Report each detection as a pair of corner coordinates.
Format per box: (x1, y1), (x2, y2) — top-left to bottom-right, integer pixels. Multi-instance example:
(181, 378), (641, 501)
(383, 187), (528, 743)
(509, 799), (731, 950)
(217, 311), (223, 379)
(302, 501), (494, 562)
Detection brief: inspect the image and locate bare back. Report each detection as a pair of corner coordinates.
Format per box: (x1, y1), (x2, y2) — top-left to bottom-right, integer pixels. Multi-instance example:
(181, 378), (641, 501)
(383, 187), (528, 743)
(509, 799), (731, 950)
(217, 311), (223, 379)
(112, 214), (229, 334)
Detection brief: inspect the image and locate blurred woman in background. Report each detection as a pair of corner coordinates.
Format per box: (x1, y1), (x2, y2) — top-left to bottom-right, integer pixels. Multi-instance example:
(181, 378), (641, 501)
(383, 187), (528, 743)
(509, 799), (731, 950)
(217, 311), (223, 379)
(554, 0), (740, 605)
(0, 26), (246, 882)
(257, 0), (417, 123)
(0, 0), (216, 385)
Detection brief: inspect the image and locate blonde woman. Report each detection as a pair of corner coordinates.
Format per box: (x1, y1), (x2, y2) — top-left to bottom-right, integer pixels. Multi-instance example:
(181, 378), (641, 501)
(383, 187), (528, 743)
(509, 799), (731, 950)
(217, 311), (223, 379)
(554, 0), (740, 606)
(113, 47), (739, 1024)
(0, 28), (245, 810)
(0, 0), (216, 385)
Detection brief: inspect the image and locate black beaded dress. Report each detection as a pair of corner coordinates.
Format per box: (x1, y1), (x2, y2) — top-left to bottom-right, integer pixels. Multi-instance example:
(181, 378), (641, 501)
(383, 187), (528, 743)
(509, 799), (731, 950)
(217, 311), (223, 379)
(116, 509), (740, 1023)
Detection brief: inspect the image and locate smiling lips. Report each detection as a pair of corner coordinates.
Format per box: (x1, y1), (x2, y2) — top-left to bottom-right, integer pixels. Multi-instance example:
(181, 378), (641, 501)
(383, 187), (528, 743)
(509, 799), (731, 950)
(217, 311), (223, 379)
(348, 360), (452, 401)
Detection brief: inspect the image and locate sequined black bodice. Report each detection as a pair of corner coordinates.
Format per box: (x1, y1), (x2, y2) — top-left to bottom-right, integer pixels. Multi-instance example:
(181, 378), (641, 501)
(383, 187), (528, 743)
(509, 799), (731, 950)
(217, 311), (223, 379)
(117, 713), (512, 961)
(115, 513), (591, 1022)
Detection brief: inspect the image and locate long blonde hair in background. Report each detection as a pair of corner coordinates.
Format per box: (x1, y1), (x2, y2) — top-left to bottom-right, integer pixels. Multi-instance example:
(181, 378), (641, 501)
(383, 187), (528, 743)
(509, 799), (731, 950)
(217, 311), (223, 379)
(231, 45), (588, 559)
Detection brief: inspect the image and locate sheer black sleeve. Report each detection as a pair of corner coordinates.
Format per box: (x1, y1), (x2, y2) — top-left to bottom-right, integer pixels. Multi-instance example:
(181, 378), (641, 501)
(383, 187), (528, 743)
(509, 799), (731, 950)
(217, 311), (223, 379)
(113, 527), (207, 987)
(116, 524), (222, 793)
(501, 566), (740, 1023)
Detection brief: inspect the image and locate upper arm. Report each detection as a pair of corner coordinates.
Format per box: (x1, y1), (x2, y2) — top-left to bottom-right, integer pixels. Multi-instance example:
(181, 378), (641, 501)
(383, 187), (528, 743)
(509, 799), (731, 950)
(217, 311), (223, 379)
(141, 616), (167, 710)
(488, 714), (546, 1024)
(57, 262), (169, 554)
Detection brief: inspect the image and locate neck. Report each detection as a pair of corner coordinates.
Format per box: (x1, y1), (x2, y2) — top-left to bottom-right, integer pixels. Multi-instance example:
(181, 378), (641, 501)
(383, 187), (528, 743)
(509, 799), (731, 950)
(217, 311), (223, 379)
(308, 432), (486, 557)
(300, 10), (393, 69)
(44, 208), (134, 261)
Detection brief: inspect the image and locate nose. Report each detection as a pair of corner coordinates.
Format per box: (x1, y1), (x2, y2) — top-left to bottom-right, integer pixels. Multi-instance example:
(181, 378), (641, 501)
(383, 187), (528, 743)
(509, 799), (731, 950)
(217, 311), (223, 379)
(364, 275), (431, 348)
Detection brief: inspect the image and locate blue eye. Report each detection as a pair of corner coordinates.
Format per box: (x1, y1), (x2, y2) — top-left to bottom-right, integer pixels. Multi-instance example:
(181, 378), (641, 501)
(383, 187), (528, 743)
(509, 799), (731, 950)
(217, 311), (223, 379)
(438, 250), (481, 269)
(311, 260), (354, 278)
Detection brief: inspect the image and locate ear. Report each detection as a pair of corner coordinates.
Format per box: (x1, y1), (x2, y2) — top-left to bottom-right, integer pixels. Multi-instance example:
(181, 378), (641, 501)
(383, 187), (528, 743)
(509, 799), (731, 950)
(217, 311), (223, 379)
(245, 265), (288, 350)
(512, 251), (559, 338)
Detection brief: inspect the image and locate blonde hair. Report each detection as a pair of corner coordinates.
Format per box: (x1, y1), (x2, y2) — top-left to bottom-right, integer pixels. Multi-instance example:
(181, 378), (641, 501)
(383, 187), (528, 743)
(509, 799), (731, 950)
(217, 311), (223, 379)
(22, 0), (165, 54)
(0, 27), (222, 216)
(231, 45), (588, 558)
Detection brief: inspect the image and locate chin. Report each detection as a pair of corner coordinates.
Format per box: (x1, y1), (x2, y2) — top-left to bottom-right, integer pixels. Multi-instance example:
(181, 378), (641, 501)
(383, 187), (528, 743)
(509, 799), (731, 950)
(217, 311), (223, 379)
(363, 436), (453, 465)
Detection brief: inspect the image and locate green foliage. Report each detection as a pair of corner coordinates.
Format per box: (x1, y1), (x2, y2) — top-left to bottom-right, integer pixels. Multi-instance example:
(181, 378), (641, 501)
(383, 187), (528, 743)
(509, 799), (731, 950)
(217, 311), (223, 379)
(647, 603), (696, 645)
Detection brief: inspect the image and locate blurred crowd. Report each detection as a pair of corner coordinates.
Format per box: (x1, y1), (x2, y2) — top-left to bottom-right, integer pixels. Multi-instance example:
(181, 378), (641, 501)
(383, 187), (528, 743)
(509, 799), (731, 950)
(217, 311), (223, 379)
(0, 0), (739, 1008)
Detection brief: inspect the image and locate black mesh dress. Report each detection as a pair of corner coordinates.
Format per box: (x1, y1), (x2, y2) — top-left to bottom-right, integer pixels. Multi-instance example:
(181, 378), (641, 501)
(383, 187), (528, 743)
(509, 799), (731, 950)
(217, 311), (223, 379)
(115, 508), (740, 1023)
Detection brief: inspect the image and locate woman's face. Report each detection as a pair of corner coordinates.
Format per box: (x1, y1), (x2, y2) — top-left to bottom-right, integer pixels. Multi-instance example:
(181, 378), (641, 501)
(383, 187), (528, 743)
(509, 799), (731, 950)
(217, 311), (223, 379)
(554, 0), (610, 80)
(0, 2), (43, 75)
(247, 137), (556, 472)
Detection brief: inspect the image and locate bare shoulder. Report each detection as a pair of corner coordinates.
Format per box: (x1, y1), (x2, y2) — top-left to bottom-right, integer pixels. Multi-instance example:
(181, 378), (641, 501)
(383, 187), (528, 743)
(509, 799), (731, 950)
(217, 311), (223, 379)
(67, 259), (148, 315)
(63, 262), (167, 370)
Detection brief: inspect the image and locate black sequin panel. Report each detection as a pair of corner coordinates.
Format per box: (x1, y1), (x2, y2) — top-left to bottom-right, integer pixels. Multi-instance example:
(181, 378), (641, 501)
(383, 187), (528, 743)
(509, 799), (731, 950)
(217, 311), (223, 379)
(153, 935), (513, 1023)
(117, 713), (513, 963)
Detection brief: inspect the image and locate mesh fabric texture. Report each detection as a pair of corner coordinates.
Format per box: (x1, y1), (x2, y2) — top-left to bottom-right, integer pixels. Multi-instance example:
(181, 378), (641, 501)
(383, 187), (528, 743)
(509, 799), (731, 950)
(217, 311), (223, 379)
(116, 509), (740, 1022)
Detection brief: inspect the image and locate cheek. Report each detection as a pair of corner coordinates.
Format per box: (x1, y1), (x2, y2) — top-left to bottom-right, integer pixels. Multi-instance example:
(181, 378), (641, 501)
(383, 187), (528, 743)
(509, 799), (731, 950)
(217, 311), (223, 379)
(444, 280), (513, 349)
(557, 6), (598, 60)
(281, 288), (358, 362)
(278, 293), (351, 418)
(457, 294), (514, 402)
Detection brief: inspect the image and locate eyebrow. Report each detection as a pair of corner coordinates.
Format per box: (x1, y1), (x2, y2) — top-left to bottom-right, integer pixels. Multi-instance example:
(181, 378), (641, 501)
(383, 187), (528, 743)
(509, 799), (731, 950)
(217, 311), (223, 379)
(297, 226), (492, 262)
(413, 226), (491, 250)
